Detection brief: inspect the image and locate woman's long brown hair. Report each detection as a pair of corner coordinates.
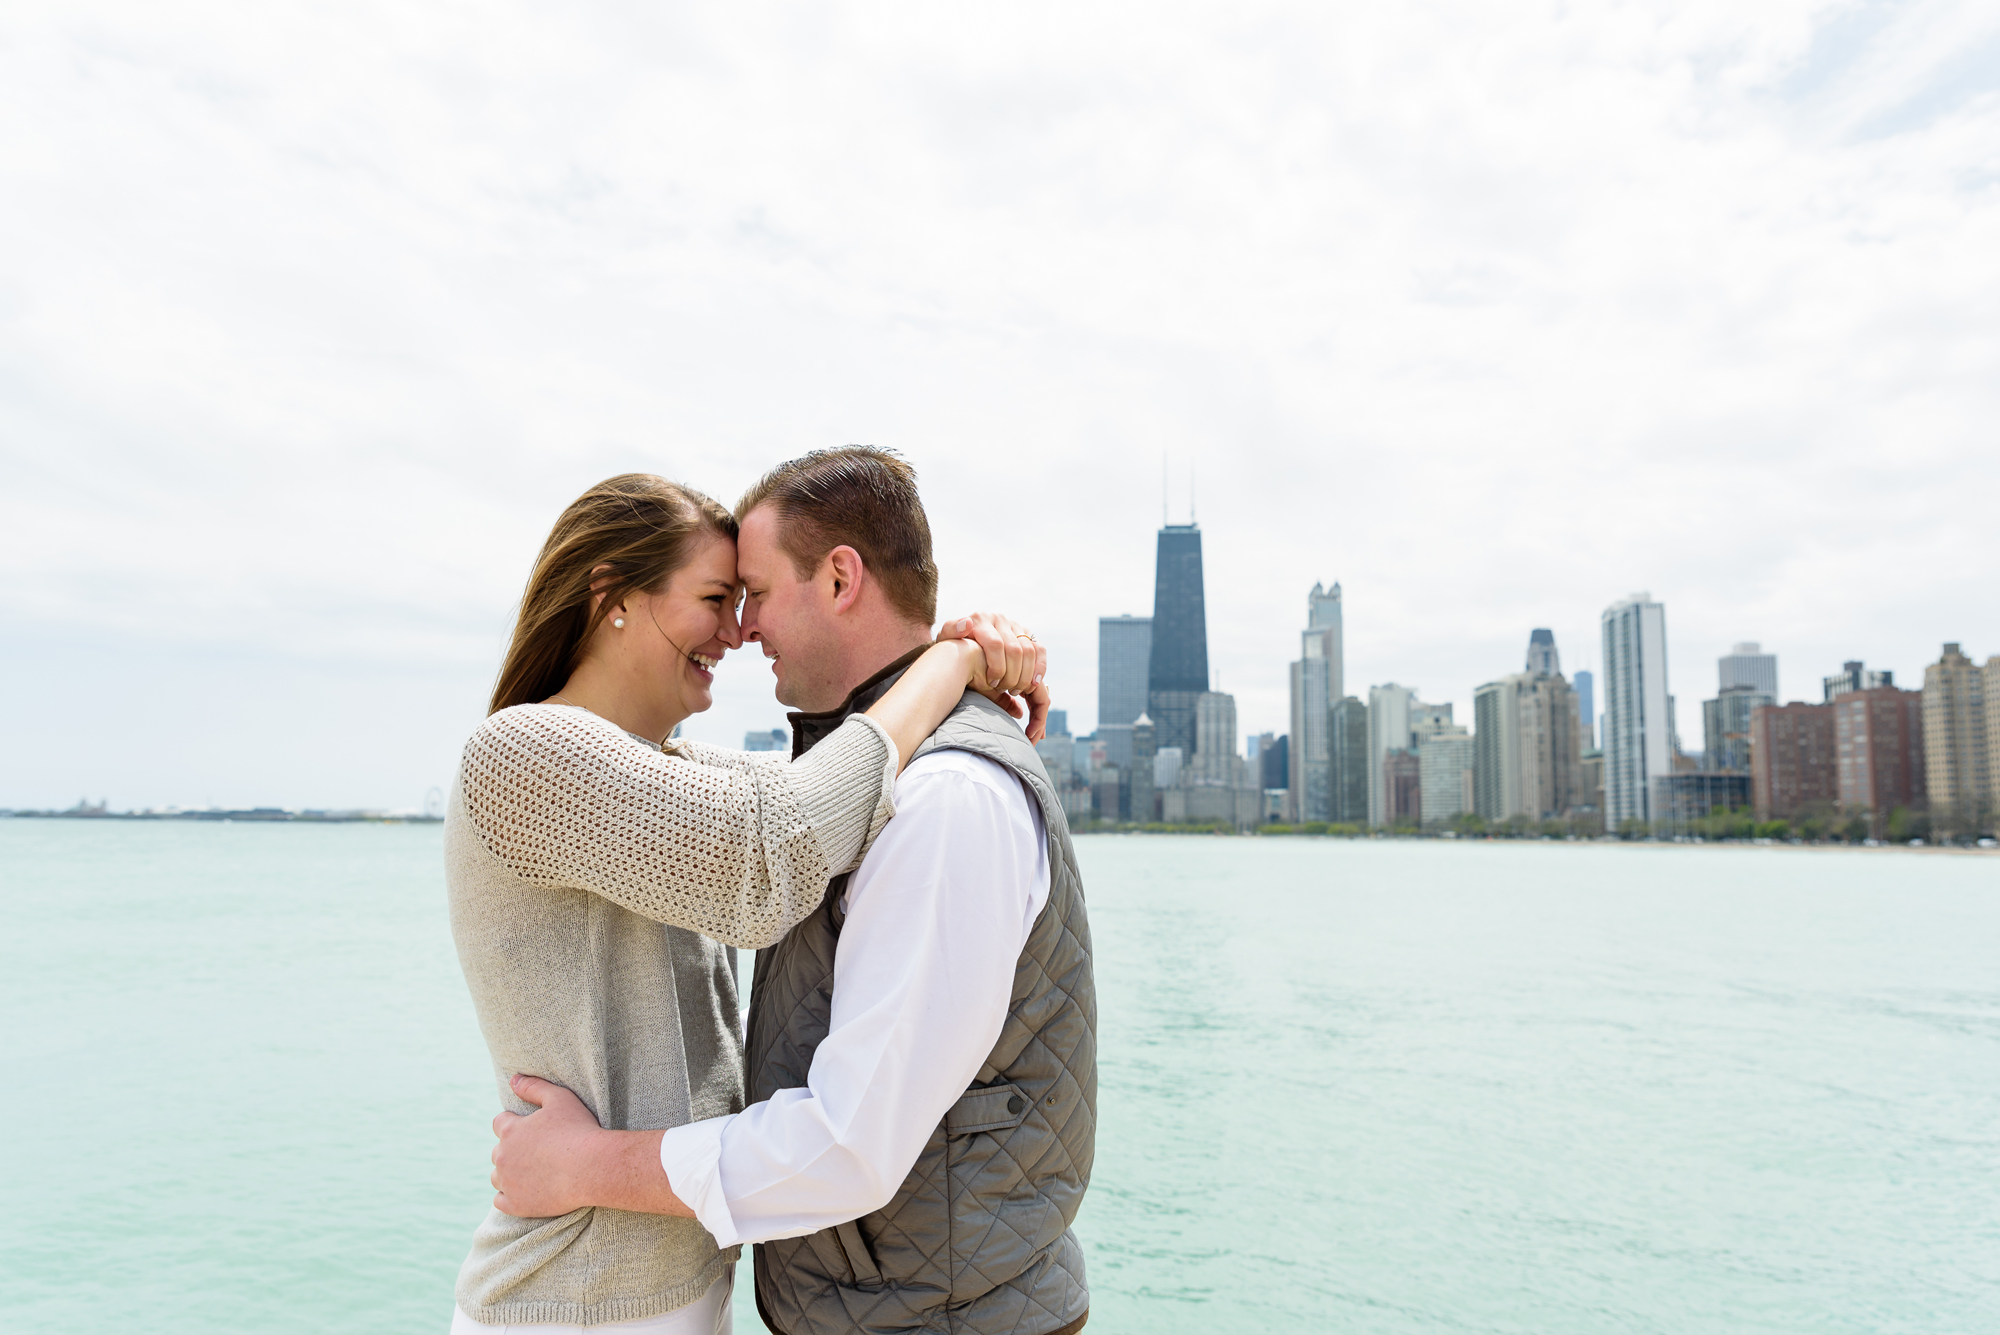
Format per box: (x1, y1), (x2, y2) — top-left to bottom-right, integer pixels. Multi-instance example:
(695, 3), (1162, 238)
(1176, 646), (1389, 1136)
(489, 474), (737, 715)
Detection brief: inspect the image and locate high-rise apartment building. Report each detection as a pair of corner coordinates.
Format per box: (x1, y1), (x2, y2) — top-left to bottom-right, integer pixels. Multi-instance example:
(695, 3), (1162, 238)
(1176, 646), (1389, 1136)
(1519, 675), (1582, 820)
(1824, 661), (1893, 702)
(1921, 643), (1991, 831)
(1366, 684), (1416, 827)
(1147, 524), (1209, 756)
(1046, 710), (1068, 739)
(1419, 726), (1475, 826)
(1573, 669), (1595, 750)
(1832, 687), (1925, 833)
(1719, 642), (1778, 698)
(1601, 593), (1674, 827)
(1473, 675), (1524, 821)
(1990, 656), (2000, 816)
(744, 728), (788, 753)
(1287, 582), (1344, 823)
(1475, 629), (1582, 822)
(1330, 698), (1369, 824)
(1097, 615), (1152, 730)
(1750, 702), (1837, 821)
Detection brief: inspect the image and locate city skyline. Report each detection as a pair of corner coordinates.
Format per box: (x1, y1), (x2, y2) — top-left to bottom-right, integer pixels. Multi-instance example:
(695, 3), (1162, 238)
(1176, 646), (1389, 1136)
(6, 4), (1997, 810)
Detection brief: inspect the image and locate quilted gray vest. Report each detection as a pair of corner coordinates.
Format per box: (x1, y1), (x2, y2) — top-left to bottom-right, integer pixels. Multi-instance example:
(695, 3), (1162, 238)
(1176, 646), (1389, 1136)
(745, 656), (1097, 1335)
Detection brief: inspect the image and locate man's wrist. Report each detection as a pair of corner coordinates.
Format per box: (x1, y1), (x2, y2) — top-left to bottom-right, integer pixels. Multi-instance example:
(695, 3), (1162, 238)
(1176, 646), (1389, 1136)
(591, 1129), (693, 1218)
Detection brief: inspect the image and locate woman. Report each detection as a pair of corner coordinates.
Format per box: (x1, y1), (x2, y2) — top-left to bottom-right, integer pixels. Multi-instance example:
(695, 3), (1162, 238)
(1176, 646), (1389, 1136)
(445, 473), (1045, 1333)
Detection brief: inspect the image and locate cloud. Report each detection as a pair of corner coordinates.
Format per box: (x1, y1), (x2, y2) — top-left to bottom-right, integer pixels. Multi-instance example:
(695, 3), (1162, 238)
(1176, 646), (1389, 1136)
(1, 0), (1995, 805)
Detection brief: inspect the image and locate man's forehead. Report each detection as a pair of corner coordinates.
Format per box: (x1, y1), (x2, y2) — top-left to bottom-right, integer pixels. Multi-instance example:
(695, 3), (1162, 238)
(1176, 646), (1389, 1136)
(732, 507), (768, 555)
(735, 506), (787, 578)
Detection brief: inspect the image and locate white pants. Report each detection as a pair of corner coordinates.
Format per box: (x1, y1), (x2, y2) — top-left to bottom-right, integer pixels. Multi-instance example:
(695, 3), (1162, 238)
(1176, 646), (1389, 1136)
(450, 1268), (731, 1335)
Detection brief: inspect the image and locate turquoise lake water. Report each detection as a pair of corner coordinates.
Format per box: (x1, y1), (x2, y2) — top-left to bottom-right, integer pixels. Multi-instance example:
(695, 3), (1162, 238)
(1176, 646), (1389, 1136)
(3, 821), (1997, 1333)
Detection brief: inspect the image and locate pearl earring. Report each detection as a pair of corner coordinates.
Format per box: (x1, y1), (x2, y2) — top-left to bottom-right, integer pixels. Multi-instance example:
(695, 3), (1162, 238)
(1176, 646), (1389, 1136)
(613, 617), (626, 629)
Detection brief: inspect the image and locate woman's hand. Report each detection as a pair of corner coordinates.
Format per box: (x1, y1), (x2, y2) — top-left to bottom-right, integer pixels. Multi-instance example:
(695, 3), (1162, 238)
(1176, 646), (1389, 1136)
(935, 612), (1052, 741)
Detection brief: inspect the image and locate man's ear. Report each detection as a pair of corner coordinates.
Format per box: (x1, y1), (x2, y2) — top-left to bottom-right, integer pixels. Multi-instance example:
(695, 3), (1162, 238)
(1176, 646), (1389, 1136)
(825, 546), (866, 614)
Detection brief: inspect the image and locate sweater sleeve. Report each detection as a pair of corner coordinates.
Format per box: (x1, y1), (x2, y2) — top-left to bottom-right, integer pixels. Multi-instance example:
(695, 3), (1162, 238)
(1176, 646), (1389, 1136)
(459, 706), (898, 948)
(672, 738), (792, 775)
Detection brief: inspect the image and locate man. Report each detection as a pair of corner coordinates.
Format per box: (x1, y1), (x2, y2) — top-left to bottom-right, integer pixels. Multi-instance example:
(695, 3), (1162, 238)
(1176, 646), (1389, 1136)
(492, 447), (1096, 1335)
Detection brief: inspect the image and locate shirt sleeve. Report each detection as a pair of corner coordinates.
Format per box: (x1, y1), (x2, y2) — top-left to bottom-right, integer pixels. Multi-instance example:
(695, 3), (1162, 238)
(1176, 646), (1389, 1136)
(459, 705), (897, 949)
(659, 750), (1050, 1248)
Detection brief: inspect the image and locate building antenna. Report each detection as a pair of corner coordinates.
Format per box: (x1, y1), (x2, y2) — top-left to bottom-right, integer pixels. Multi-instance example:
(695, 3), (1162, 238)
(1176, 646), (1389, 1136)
(1189, 463), (1197, 524)
(1161, 452), (1168, 525)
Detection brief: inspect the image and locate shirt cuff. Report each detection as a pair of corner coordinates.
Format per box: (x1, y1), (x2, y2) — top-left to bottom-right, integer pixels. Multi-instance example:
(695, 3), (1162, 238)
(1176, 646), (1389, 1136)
(659, 1114), (740, 1248)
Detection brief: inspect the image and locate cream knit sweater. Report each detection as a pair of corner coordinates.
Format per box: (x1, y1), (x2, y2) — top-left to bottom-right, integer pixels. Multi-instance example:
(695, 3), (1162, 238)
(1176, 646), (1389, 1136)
(445, 703), (897, 1327)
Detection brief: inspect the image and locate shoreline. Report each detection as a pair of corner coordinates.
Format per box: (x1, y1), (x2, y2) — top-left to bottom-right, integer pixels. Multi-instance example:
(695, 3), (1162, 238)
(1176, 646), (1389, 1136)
(1075, 828), (1999, 855)
(0, 810), (441, 825)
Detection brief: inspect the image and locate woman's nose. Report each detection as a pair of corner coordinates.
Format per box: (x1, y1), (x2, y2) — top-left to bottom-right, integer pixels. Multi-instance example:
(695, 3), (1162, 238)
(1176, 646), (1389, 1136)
(718, 605), (744, 650)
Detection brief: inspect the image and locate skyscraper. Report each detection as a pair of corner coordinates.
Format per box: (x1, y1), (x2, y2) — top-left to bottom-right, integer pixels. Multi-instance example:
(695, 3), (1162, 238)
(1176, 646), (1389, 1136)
(1289, 656), (1332, 821)
(1518, 675), (1583, 819)
(1257, 733), (1289, 791)
(1719, 642), (1778, 698)
(1366, 684), (1416, 827)
(1526, 628), (1560, 676)
(1190, 691), (1240, 785)
(1573, 669), (1595, 750)
(1475, 630), (1581, 823)
(1288, 581), (1344, 821)
(1702, 687), (1770, 772)
(1419, 726), (1475, 826)
(1306, 582), (1343, 700)
(1601, 593), (1673, 828)
(1922, 643), (1991, 833)
(1097, 615), (1152, 730)
(1473, 675), (1525, 821)
(1330, 698), (1369, 824)
(1147, 524), (1208, 756)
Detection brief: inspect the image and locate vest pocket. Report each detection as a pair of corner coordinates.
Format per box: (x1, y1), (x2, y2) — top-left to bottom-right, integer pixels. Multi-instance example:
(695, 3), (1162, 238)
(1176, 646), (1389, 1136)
(833, 1220), (882, 1288)
(945, 1082), (1032, 1137)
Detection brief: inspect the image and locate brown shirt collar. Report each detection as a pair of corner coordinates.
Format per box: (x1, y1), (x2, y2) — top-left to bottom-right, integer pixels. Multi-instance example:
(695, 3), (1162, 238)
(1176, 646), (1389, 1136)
(785, 644), (932, 759)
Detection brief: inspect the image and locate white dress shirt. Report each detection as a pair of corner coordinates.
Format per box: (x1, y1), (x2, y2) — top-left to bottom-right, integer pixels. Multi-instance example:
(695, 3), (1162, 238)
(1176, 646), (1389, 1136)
(658, 748), (1050, 1249)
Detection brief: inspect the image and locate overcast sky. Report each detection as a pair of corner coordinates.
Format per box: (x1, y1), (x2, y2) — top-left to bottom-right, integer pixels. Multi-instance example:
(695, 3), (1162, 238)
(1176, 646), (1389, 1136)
(3, 1), (1996, 810)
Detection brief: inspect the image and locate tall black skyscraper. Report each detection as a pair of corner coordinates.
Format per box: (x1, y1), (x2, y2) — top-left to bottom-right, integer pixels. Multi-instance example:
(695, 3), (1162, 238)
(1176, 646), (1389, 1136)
(1147, 522), (1209, 755)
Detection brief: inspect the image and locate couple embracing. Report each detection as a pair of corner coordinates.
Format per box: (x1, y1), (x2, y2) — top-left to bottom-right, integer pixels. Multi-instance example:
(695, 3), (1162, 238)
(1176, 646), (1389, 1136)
(445, 448), (1095, 1335)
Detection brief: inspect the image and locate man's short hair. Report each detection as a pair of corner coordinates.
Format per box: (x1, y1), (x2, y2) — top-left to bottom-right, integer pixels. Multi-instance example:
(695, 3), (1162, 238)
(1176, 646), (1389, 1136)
(737, 446), (939, 625)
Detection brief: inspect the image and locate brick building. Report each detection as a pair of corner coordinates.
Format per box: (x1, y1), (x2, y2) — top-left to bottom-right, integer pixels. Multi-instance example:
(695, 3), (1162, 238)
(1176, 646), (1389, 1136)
(1832, 687), (1926, 835)
(1750, 702), (1836, 822)
(1384, 750), (1422, 826)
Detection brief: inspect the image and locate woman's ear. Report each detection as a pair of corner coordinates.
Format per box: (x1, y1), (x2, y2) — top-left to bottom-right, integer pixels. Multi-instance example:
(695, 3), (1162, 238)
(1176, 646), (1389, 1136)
(587, 563), (617, 612)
